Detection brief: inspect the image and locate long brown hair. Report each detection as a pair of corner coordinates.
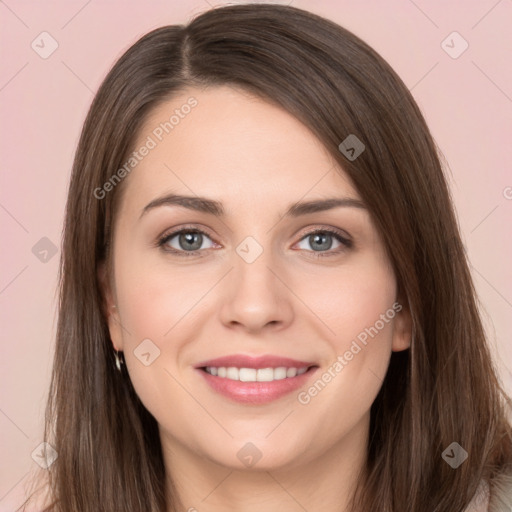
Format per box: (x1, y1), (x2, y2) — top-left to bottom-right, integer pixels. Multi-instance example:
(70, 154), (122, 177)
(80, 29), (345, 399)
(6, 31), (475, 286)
(19, 3), (512, 511)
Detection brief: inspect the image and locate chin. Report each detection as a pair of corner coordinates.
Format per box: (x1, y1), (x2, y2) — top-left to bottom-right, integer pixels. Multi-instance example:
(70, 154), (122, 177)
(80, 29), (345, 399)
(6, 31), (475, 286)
(200, 436), (309, 472)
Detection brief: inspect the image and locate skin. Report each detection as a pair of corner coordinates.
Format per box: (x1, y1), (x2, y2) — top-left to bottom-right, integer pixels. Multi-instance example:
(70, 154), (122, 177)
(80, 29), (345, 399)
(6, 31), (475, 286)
(99, 85), (412, 512)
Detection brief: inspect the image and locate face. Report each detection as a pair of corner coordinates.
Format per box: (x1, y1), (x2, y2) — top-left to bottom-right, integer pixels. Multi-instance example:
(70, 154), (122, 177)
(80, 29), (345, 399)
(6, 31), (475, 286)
(100, 85), (411, 472)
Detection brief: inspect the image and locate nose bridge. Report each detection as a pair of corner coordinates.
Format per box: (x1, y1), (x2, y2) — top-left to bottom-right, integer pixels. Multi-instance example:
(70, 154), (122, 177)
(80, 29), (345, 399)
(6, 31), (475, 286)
(233, 234), (280, 301)
(218, 234), (293, 331)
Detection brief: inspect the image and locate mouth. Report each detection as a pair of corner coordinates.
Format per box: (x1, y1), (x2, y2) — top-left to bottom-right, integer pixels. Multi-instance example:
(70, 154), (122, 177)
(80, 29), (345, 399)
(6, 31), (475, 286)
(194, 354), (319, 404)
(201, 365), (310, 381)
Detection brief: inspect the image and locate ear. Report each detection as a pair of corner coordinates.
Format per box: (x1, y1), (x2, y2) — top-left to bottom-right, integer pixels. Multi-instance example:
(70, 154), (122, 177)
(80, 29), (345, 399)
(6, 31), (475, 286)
(391, 297), (413, 352)
(97, 260), (124, 351)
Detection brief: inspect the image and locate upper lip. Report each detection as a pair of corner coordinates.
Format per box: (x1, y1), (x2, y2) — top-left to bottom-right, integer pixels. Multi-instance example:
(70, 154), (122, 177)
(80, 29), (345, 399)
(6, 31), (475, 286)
(195, 354), (316, 370)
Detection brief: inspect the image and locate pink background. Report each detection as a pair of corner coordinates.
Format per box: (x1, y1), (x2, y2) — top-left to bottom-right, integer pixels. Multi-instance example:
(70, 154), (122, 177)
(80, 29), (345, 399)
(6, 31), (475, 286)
(1, 0), (511, 508)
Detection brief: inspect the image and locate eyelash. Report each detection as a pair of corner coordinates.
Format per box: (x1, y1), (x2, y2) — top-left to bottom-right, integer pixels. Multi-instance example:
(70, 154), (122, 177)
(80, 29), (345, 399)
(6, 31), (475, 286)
(156, 225), (353, 259)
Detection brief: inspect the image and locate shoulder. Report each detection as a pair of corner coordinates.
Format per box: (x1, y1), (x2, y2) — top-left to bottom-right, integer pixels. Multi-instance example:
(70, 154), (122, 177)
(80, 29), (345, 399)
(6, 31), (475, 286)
(488, 471), (512, 512)
(464, 479), (490, 512)
(465, 474), (512, 512)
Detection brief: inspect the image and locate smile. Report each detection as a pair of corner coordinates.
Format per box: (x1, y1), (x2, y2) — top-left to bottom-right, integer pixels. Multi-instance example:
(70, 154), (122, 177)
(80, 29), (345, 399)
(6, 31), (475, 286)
(195, 354), (319, 404)
(203, 366), (309, 381)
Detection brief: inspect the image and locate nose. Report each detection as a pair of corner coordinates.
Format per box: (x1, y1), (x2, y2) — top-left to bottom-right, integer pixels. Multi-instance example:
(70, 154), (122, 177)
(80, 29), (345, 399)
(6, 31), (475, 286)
(218, 247), (294, 334)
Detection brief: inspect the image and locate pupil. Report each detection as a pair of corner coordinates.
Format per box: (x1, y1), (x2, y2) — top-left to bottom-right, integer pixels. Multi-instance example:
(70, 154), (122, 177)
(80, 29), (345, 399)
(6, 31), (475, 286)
(311, 233), (332, 251)
(181, 232), (202, 251)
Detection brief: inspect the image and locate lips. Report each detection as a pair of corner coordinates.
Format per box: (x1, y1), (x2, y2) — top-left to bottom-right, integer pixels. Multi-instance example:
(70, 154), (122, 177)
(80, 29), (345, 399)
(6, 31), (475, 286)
(195, 354), (319, 405)
(195, 354), (314, 370)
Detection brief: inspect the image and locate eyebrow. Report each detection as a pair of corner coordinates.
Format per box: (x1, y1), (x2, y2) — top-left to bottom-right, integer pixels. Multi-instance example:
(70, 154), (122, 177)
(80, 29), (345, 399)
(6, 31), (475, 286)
(139, 193), (366, 220)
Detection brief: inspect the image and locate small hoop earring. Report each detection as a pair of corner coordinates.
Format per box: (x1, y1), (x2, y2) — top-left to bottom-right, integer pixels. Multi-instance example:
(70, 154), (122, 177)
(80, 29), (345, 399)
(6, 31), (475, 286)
(114, 349), (124, 372)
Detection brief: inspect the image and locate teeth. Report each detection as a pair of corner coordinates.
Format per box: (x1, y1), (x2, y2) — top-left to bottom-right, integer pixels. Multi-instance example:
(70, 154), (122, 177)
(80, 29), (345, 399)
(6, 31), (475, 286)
(204, 366), (309, 382)
(256, 368), (274, 382)
(226, 367), (239, 380)
(274, 367), (287, 380)
(239, 368), (257, 382)
(286, 367), (297, 378)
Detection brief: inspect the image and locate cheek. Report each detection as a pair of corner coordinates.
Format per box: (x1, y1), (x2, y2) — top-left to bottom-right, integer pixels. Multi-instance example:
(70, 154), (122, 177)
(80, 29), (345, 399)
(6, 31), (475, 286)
(291, 252), (397, 415)
(294, 251), (397, 348)
(112, 253), (220, 411)
(299, 283), (396, 444)
(115, 250), (215, 343)
(113, 266), (199, 427)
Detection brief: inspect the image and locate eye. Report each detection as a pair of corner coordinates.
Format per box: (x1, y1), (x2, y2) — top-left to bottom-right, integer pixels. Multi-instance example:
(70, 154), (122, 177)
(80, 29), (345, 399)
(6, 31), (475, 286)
(158, 227), (216, 257)
(157, 225), (353, 258)
(294, 228), (352, 258)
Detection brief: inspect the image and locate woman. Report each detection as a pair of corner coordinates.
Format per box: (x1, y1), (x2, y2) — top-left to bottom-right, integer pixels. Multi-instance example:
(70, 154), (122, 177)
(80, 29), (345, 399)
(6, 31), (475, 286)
(18, 3), (512, 511)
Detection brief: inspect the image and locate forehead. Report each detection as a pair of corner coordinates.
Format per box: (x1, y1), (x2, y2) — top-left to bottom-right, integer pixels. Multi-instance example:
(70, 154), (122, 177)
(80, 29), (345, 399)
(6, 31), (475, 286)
(121, 85), (359, 215)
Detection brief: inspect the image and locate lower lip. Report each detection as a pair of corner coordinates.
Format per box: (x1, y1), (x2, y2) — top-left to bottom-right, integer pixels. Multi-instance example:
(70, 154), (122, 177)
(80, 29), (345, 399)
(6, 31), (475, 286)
(197, 367), (318, 404)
